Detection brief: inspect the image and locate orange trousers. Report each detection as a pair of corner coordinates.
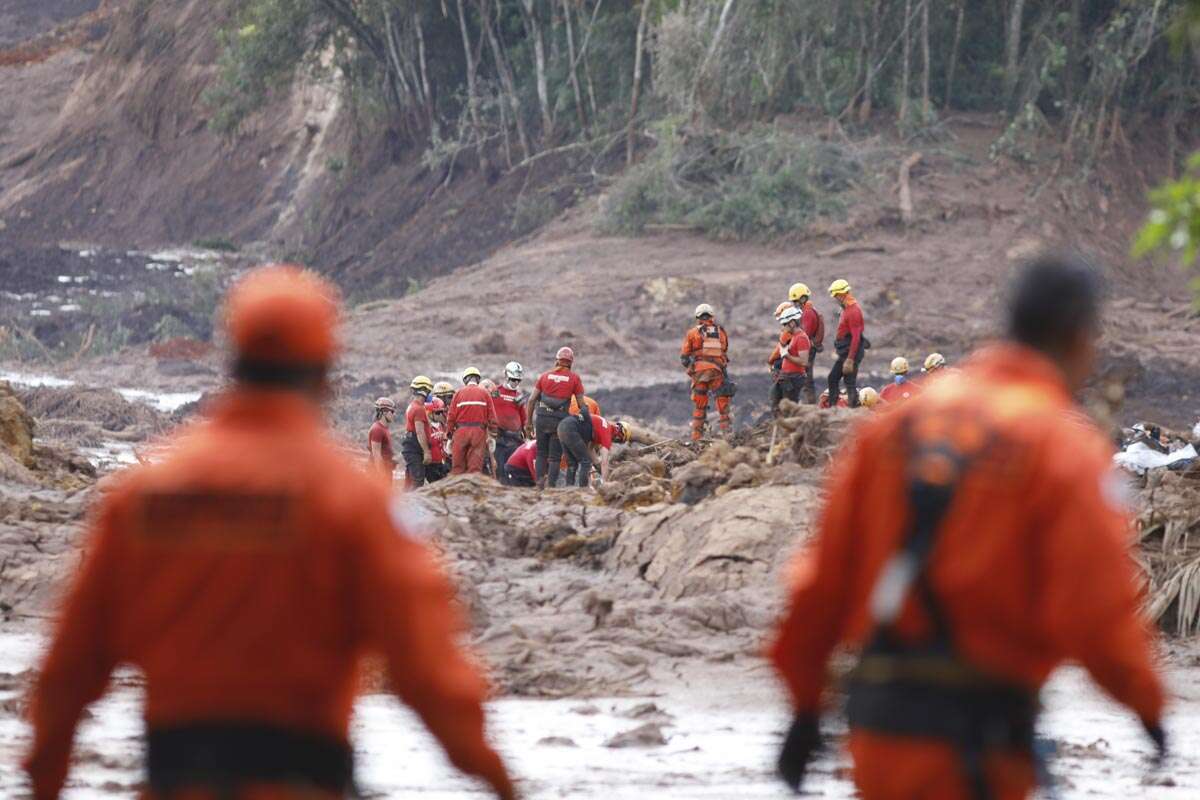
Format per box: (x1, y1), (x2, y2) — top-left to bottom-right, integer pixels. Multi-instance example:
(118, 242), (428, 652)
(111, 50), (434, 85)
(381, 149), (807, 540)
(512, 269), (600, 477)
(848, 731), (1036, 800)
(451, 426), (487, 474)
(691, 372), (731, 439)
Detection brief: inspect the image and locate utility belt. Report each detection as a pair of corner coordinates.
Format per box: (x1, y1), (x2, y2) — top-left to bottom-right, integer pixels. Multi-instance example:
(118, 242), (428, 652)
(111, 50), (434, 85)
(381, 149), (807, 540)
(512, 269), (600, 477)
(455, 421), (485, 429)
(147, 722), (355, 797)
(847, 654), (1037, 753)
(834, 333), (870, 360)
(497, 429), (524, 443)
(537, 396), (571, 419)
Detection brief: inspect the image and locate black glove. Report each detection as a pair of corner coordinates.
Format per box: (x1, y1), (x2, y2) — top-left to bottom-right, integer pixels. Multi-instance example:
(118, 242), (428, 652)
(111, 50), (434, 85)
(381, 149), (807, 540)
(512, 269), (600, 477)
(680, 355), (693, 369)
(1143, 719), (1167, 763)
(777, 713), (821, 793)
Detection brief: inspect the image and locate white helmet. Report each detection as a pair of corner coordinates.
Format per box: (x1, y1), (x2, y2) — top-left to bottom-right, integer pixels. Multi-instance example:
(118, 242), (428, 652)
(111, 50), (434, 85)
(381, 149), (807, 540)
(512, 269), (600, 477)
(694, 303), (715, 319)
(504, 361), (524, 381)
(779, 307), (803, 325)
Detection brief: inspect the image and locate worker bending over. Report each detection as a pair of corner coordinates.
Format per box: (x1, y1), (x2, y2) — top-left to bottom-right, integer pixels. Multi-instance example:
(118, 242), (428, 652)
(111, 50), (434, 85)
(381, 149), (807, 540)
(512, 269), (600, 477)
(23, 265), (516, 800)
(556, 415), (631, 487)
(680, 304), (734, 440)
(505, 439), (538, 487)
(448, 367), (497, 475)
(525, 347), (588, 489)
(770, 255), (1165, 799)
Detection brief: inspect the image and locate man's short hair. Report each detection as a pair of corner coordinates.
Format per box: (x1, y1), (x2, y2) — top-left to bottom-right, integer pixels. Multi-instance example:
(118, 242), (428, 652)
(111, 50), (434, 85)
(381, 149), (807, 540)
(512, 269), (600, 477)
(1007, 253), (1104, 353)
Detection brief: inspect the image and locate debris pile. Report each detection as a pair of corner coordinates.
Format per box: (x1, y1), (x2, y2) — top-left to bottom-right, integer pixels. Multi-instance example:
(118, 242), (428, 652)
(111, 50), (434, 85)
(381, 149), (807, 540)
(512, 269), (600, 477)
(1137, 471), (1200, 636)
(18, 384), (165, 445)
(0, 382), (35, 467)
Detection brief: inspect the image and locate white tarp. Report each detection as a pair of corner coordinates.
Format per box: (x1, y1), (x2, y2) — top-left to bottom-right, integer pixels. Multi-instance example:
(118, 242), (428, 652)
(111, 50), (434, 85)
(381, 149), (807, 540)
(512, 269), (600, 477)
(1113, 442), (1198, 475)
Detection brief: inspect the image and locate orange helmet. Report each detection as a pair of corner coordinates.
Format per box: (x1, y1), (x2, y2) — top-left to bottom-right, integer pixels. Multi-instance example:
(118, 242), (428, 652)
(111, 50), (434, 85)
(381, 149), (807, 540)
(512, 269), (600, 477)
(556, 346), (575, 364)
(225, 265), (339, 366)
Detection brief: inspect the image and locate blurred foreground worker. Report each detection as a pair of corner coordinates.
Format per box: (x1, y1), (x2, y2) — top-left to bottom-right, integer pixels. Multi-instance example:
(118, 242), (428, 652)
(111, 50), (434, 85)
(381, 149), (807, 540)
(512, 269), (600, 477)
(827, 279), (868, 408)
(402, 375), (436, 488)
(879, 356), (917, 404)
(493, 362), (528, 485)
(426, 397), (450, 483)
(770, 255), (1165, 800)
(680, 303), (734, 440)
(504, 439), (538, 487)
(23, 265), (516, 800)
(524, 347), (589, 489)
(367, 396), (397, 485)
(788, 283), (825, 404)
(556, 415), (631, 487)
(775, 307), (813, 407)
(448, 367), (497, 475)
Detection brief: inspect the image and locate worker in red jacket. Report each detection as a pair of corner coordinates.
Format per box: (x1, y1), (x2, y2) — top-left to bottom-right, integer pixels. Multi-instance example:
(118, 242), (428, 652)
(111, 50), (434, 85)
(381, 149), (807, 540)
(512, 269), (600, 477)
(426, 397), (450, 483)
(789, 283), (825, 404)
(775, 307), (813, 405)
(504, 439), (538, 487)
(401, 376), (435, 488)
(524, 347), (589, 489)
(556, 415), (631, 487)
(448, 367), (497, 475)
(493, 362), (527, 485)
(827, 279), (868, 407)
(22, 265), (516, 800)
(770, 255), (1165, 799)
(879, 357), (918, 404)
(367, 396), (397, 485)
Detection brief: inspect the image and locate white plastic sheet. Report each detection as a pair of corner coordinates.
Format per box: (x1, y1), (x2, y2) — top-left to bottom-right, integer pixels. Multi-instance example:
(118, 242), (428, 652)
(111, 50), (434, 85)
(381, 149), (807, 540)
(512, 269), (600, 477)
(1113, 442), (1198, 475)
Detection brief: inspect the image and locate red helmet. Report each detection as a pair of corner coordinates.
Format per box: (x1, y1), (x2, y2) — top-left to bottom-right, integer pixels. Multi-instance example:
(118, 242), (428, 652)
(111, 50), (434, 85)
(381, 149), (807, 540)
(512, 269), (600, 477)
(556, 346), (575, 364)
(427, 397), (446, 413)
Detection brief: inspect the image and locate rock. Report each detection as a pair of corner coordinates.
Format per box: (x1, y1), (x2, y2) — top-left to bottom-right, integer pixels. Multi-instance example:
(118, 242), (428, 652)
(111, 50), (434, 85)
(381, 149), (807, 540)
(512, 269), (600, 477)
(0, 383), (35, 466)
(537, 736), (578, 747)
(604, 722), (667, 748)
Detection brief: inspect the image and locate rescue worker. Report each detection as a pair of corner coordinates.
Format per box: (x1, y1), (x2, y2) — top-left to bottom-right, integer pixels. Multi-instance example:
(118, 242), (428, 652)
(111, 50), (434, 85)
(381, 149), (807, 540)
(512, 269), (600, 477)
(432, 380), (456, 408)
(23, 265), (516, 800)
(479, 379), (501, 478)
(493, 362), (528, 485)
(568, 394), (601, 417)
(767, 303), (794, 412)
(879, 356), (917, 404)
(447, 367), (497, 475)
(924, 351), (948, 376)
(770, 255), (1166, 800)
(858, 386), (880, 409)
(818, 389), (849, 409)
(426, 397), (450, 482)
(827, 279), (868, 408)
(524, 347), (589, 489)
(556, 414), (631, 487)
(789, 283), (825, 404)
(402, 375), (435, 488)
(775, 307), (813, 406)
(505, 439), (538, 487)
(367, 396), (397, 484)
(680, 303), (733, 440)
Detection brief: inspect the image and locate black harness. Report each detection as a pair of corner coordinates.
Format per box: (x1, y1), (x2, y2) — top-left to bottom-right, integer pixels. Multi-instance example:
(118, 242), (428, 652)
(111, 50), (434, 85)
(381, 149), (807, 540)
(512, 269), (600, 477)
(846, 413), (1039, 800)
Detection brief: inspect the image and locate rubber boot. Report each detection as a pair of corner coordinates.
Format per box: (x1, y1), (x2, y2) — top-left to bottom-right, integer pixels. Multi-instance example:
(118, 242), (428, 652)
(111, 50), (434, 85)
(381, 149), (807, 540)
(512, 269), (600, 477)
(691, 416), (705, 441)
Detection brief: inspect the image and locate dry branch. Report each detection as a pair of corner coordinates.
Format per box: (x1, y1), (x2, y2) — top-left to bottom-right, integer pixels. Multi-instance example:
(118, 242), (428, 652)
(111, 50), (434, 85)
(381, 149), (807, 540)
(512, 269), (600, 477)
(898, 151), (922, 226)
(817, 241), (888, 258)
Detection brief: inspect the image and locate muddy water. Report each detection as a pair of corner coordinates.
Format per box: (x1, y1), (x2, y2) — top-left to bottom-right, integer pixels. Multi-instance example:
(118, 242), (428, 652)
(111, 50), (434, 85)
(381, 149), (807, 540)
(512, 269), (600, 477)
(2, 629), (1197, 798)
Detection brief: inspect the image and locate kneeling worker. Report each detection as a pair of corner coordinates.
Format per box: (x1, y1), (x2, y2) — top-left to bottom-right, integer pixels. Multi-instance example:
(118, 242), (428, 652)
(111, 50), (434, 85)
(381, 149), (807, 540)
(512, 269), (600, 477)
(504, 439), (538, 487)
(23, 265), (516, 800)
(770, 255), (1165, 799)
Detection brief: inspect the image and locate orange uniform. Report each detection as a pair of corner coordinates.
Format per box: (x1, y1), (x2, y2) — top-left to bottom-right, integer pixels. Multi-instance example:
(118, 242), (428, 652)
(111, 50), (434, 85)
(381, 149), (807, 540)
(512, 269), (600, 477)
(680, 321), (731, 439)
(25, 389), (512, 800)
(448, 384), (497, 475)
(770, 344), (1164, 799)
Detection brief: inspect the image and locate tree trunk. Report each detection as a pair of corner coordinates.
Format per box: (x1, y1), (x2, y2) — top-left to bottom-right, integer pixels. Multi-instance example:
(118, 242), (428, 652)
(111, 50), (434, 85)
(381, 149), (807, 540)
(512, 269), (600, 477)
(455, 0), (490, 173)
(415, 16), (438, 137)
(1004, 0), (1027, 109)
(855, 1), (877, 122)
(481, 0), (531, 159)
(920, 0), (930, 119)
(627, 0), (651, 165)
(1064, 0), (1082, 107)
(690, 0), (737, 116)
(521, 0), (554, 141)
(899, 0), (912, 124)
(945, 0), (965, 109)
(561, 0), (588, 132)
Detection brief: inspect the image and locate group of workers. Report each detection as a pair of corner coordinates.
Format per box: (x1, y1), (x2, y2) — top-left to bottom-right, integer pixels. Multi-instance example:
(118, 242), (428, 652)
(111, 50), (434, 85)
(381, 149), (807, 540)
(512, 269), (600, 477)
(23, 256), (1168, 800)
(368, 349), (634, 490)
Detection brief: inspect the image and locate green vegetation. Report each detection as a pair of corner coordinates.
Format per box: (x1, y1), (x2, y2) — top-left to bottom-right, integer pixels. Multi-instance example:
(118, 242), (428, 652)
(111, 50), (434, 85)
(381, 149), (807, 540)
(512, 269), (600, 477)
(192, 236), (240, 252)
(602, 122), (859, 240)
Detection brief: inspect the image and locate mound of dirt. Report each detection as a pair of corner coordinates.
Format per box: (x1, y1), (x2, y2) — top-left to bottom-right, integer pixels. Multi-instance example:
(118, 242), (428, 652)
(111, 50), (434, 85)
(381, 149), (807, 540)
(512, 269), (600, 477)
(0, 383), (35, 466)
(18, 384), (165, 440)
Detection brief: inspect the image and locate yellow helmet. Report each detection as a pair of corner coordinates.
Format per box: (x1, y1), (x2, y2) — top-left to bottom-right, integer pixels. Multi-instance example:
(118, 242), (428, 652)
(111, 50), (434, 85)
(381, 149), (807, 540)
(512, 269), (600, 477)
(462, 366), (483, 383)
(828, 278), (851, 297)
(788, 282), (811, 302)
(924, 353), (946, 372)
(860, 387), (880, 408)
(890, 357), (909, 375)
(432, 380), (455, 396)
(411, 375), (434, 393)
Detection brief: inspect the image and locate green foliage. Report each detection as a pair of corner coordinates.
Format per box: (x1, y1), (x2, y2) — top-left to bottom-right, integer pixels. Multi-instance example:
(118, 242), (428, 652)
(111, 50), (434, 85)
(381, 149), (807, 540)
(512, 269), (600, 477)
(602, 121), (858, 241)
(192, 237), (239, 252)
(1135, 153), (1200, 301)
(203, 0), (316, 135)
